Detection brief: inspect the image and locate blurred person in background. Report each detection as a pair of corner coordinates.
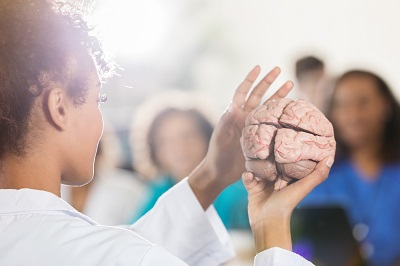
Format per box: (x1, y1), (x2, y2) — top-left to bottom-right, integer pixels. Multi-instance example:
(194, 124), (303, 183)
(62, 123), (147, 225)
(295, 56), (332, 114)
(301, 70), (400, 265)
(130, 97), (250, 230)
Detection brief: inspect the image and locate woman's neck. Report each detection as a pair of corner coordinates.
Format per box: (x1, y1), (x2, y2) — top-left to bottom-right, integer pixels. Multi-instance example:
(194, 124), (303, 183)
(70, 184), (91, 212)
(0, 153), (62, 196)
(350, 141), (383, 180)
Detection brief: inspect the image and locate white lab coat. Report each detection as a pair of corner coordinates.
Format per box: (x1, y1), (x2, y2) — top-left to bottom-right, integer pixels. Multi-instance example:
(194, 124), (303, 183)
(61, 169), (147, 225)
(0, 178), (313, 265)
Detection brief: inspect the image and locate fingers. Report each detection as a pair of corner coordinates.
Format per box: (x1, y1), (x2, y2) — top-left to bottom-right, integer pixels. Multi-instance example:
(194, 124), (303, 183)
(242, 172), (258, 192)
(243, 171), (275, 196)
(274, 177), (289, 191)
(285, 156), (334, 205)
(243, 67), (281, 112)
(262, 80), (294, 104)
(231, 66), (294, 111)
(231, 66), (261, 109)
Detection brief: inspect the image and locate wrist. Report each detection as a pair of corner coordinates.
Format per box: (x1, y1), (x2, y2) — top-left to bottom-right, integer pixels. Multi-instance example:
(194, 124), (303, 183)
(188, 158), (226, 210)
(252, 214), (292, 253)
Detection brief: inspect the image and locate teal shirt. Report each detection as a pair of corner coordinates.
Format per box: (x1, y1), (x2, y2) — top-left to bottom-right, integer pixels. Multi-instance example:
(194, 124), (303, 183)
(133, 175), (250, 230)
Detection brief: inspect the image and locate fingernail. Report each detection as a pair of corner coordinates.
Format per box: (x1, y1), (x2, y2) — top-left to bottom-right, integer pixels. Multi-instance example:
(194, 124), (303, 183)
(326, 156), (334, 168)
(274, 178), (289, 191)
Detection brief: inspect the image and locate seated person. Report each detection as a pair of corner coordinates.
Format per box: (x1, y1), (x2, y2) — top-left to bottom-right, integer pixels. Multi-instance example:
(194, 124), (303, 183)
(295, 56), (332, 114)
(131, 105), (249, 229)
(301, 70), (400, 265)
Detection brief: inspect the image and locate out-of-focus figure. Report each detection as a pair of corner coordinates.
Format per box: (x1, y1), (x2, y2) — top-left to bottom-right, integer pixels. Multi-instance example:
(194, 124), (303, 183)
(302, 70), (400, 265)
(146, 107), (212, 184)
(130, 91), (250, 230)
(62, 124), (146, 225)
(295, 56), (332, 113)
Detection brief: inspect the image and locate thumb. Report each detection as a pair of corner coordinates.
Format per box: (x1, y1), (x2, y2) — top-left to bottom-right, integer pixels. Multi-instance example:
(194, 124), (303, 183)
(303, 156), (334, 188)
(286, 156), (334, 205)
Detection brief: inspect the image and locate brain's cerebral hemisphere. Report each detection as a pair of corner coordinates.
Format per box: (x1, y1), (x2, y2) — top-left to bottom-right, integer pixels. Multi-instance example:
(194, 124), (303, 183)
(240, 99), (336, 181)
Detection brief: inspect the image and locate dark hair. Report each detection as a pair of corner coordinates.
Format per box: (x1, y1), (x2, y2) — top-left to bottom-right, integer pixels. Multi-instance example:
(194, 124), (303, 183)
(147, 108), (213, 168)
(295, 56), (324, 79)
(0, 0), (113, 158)
(328, 70), (400, 163)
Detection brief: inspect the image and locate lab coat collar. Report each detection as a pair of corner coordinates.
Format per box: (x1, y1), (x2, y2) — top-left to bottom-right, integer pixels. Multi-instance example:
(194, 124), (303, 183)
(0, 188), (98, 225)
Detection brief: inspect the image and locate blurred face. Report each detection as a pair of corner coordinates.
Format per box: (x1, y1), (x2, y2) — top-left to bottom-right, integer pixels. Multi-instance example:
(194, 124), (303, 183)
(331, 76), (389, 150)
(298, 69), (324, 95)
(61, 70), (104, 186)
(154, 113), (209, 181)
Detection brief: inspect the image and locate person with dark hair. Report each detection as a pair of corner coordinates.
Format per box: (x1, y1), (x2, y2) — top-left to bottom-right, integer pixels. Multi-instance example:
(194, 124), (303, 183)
(295, 56), (331, 113)
(147, 108), (213, 182)
(132, 107), (250, 230)
(301, 70), (400, 265)
(295, 56), (324, 80)
(0, 0), (332, 265)
(133, 108), (213, 219)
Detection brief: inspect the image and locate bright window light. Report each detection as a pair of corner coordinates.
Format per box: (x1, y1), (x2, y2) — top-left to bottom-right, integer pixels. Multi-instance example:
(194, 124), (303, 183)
(94, 0), (170, 59)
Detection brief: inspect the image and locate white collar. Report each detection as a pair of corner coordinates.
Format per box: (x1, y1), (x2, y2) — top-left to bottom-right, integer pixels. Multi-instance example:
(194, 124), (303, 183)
(0, 188), (98, 225)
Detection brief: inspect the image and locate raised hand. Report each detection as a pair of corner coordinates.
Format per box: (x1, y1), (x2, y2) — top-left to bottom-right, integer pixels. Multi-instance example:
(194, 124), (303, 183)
(189, 66), (293, 209)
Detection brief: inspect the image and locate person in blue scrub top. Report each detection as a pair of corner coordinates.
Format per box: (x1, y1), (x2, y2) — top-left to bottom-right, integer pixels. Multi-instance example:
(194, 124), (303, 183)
(301, 70), (400, 265)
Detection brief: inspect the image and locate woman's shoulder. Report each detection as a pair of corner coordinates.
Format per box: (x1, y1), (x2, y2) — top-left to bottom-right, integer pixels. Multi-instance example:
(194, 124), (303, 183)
(384, 162), (400, 179)
(328, 159), (352, 176)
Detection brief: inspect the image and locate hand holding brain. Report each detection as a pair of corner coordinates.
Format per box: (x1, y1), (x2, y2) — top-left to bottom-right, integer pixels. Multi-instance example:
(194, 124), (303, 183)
(240, 98), (336, 182)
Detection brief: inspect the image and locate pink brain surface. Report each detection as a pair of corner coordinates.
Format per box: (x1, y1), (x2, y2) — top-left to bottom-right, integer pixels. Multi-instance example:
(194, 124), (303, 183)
(241, 98), (336, 181)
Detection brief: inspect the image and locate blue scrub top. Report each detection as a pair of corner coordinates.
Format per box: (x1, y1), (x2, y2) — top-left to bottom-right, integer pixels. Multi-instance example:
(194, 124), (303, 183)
(133, 175), (250, 230)
(301, 160), (400, 265)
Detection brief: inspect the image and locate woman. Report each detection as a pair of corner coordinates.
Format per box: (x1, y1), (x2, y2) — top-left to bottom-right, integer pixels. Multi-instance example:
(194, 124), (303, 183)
(131, 106), (250, 229)
(302, 70), (400, 265)
(0, 0), (332, 265)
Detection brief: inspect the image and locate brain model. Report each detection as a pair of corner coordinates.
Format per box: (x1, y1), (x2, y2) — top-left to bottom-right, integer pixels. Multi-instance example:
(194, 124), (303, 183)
(240, 98), (336, 182)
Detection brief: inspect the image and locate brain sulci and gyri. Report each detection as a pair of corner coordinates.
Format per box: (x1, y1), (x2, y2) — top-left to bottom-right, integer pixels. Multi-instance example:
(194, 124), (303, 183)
(240, 98), (336, 182)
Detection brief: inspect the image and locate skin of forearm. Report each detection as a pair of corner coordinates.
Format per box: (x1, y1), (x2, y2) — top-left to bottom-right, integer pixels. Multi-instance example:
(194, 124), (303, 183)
(252, 215), (292, 253)
(187, 160), (226, 210)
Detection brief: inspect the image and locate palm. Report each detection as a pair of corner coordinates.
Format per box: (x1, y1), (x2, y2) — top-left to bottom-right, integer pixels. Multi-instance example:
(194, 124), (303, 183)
(246, 178), (286, 228)
(243, 158), (331, 229)
(206, 66), (293, 188)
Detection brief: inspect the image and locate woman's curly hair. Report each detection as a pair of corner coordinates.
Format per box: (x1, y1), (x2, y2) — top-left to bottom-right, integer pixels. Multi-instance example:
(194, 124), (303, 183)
(0, 0), (114, 158)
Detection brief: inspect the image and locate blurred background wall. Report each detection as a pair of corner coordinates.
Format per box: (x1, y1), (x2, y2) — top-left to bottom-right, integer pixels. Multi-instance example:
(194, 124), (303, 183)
(89, 0), (400, 169)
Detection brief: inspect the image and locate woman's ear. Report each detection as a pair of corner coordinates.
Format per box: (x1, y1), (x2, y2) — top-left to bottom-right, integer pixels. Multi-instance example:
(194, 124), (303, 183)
(46, 88), (70, 130)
